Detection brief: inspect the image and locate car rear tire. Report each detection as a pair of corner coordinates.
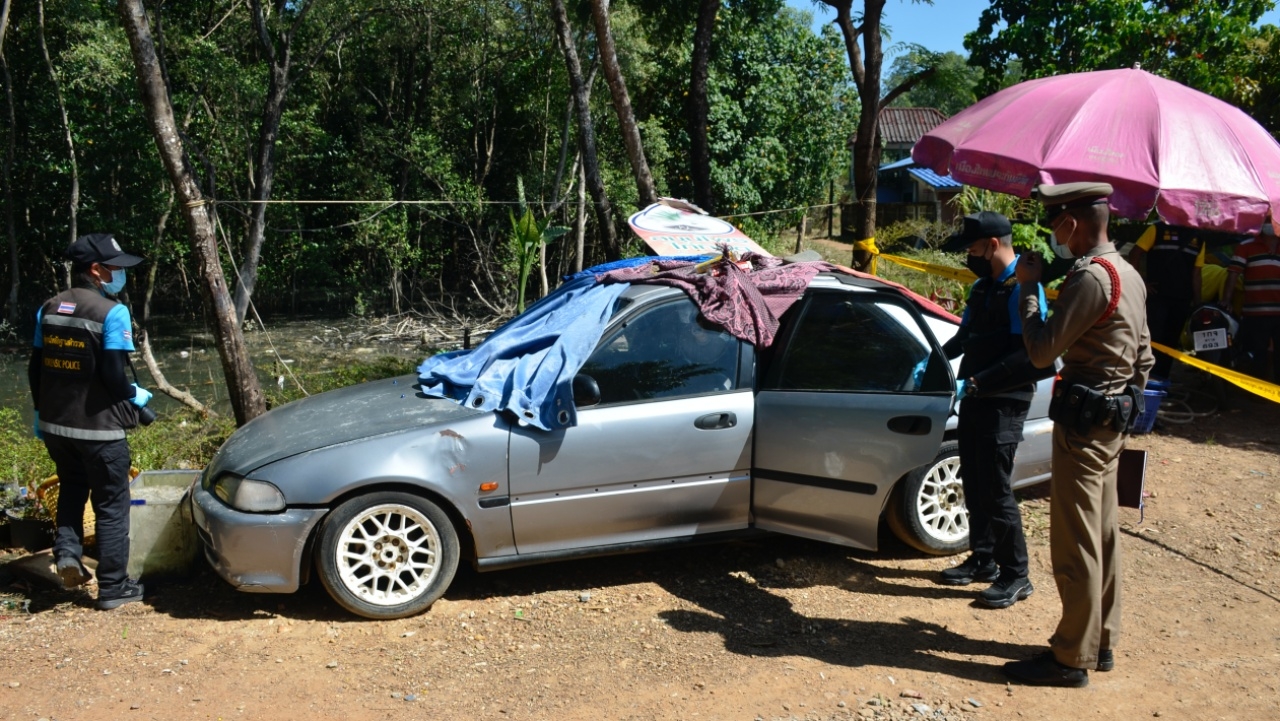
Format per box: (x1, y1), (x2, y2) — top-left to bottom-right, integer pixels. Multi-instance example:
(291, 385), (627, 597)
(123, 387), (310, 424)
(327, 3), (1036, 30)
(885, 441), (969, 555)
(316, 491), (460, 620)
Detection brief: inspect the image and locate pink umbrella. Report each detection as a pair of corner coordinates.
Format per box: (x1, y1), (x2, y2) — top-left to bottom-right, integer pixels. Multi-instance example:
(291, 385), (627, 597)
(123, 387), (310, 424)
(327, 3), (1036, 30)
(912, 67), (1280, 234)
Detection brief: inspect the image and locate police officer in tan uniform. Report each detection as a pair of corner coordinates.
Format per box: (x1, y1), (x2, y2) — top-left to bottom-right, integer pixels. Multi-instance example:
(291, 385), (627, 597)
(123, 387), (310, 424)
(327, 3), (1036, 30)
(1004, 183), (1154, 688)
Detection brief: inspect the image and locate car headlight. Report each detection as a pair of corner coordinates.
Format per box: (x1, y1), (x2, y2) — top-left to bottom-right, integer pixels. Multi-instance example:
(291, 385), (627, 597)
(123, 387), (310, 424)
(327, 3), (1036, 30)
(211, 474), (286, 513)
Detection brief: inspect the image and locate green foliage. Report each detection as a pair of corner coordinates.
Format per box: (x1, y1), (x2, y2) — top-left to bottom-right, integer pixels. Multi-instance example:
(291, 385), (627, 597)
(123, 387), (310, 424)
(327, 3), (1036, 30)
(885, 50), (981, 117)
(1233, 24), (1280, 138)
(949, 186), (1050, 256)
(0, 409), (52, 497)
(0, 407), (233, 498)
(509, 178), (569, 313)
(877, 219), (955, 251)
(879, 247), (967, 315)
(0, 0), (876, 320)
(126, 414), (237, 474)
(965, 1), (1275, 103)
(640, 3), (853, 233)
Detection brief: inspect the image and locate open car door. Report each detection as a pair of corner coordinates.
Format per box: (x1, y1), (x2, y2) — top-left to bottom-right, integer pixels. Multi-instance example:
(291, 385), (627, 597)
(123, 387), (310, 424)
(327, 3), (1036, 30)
(752, 285), (954, 551)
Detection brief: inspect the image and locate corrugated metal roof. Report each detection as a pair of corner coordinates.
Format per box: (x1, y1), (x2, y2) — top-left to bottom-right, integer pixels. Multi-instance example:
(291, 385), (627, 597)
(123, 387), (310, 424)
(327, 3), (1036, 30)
(879, 107), (948, 146)
(879, 157), (915, 171)
(908, 167), (963, 189)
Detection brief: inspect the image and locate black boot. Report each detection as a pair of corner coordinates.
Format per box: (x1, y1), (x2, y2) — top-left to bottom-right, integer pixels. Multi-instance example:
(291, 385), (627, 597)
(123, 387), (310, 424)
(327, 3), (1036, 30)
(1003, 652), (1089, 688)
(938, 554), (998, 586)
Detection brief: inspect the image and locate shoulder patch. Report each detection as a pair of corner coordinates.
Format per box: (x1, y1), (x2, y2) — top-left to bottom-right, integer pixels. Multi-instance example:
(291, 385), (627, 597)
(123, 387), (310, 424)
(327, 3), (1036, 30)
(57, 301), (76, 314)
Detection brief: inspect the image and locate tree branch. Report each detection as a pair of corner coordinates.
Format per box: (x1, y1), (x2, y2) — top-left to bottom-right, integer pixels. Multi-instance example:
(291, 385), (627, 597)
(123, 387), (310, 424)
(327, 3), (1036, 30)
(137, 329), (218, 417)
(879, 66), (938, 111)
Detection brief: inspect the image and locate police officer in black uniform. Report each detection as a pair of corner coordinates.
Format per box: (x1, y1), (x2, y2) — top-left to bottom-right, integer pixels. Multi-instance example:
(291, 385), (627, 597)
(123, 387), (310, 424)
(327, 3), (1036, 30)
(29, 233), (152, 610)
(1127, 223), (1204, 380)
(938, 212), (1048, 608)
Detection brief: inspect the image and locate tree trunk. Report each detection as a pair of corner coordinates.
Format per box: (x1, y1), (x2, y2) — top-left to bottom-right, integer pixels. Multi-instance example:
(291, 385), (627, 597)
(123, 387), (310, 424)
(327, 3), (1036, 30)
(1, 0), (18, 323)
(689, 0), (717, 214)
(233, 0), (299, 325)
(37, 0), (78, 245)
(550, 0), (620, 260)
(823, 0), (886, 270)
(575, 158), (586, 273)
(589, 0), (657, 209)
(117, 0), (266, 425)
(143, 187), (174, 325)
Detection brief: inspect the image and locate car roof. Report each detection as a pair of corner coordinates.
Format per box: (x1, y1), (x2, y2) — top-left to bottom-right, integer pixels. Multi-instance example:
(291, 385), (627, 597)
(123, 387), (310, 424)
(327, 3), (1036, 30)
(615, 263), (958, 324)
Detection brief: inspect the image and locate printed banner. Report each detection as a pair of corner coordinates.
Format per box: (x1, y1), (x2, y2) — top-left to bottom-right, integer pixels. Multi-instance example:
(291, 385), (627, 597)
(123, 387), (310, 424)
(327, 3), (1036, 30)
(628, 199), (772, 258)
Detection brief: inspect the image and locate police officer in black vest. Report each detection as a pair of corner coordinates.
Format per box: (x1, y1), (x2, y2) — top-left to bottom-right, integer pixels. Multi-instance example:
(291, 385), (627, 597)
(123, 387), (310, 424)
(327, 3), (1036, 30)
(29, 233), (152, 610)
(938, 212), (1047, 609)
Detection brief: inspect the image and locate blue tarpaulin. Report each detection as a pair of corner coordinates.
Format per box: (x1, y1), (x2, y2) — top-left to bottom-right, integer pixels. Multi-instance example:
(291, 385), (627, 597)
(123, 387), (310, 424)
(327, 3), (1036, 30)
(416, 275), (628, 431)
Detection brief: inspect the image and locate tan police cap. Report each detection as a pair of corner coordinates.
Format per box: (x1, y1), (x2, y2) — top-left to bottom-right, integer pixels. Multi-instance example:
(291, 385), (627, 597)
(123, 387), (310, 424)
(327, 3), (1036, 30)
(1035, 181), (1113, 220)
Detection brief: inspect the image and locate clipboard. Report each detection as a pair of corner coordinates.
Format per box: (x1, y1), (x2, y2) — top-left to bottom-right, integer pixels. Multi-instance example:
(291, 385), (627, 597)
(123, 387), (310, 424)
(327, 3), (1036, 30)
(1117, 448), (1147, 519)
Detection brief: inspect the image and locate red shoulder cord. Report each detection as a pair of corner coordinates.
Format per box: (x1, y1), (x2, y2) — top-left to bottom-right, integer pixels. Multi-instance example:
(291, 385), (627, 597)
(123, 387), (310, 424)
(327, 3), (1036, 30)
(1063, 257), (1122, 327)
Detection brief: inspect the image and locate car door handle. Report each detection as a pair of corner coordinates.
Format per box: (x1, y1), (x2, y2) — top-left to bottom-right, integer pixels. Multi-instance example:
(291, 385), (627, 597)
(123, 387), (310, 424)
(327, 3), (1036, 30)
(695, 412), (737, 430)
(887, 415), (932, 435)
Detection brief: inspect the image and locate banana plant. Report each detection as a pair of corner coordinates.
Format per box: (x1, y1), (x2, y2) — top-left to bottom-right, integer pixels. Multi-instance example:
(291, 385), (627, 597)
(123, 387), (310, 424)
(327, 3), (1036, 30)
(510, 178), (570, 312)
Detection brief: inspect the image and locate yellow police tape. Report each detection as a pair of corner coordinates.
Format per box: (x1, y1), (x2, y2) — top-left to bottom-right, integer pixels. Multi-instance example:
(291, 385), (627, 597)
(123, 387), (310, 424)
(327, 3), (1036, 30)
(1150, 342), (1280, 403)
(853, 238), (880, 274)
(866, 248), (1280, 403)
(875, 252), (1063, 300)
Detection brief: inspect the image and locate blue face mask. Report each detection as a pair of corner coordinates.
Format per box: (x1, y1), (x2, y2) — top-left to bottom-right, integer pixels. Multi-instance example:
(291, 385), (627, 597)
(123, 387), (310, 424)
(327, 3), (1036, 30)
(101, 268), (126, 295)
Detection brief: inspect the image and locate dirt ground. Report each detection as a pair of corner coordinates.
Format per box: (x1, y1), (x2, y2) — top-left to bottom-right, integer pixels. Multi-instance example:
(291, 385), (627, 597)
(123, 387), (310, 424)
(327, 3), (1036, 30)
(2, 382), (1278, 721)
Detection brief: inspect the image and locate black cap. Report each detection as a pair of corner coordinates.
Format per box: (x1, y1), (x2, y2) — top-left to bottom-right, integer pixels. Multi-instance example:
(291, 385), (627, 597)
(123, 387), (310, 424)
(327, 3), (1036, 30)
(1036, 182), (1113, 220)
(941, 211), (1013, 252)
(65, 233), (144, 268)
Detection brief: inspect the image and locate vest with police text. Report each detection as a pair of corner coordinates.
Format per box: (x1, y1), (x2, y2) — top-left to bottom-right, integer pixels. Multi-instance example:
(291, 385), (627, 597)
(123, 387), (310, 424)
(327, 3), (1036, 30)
(38, 287), (137, 440)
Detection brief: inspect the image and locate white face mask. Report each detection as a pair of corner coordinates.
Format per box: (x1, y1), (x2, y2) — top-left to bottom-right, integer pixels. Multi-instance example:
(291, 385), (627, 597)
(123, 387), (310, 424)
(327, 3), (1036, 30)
(1050, 219), (1075, 260)
(101, 268), (127, 295)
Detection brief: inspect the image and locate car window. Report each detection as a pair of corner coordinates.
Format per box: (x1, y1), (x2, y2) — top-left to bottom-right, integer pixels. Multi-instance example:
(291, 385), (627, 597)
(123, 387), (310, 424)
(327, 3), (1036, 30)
(765, 293), (950, 393)
(580, 298), (740, 404)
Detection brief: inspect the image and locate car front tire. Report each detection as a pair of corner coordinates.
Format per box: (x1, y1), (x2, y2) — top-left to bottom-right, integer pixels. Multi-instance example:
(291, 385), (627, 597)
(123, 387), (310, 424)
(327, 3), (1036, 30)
(316, 491), (460, 620)
(885, 441), (969, 555)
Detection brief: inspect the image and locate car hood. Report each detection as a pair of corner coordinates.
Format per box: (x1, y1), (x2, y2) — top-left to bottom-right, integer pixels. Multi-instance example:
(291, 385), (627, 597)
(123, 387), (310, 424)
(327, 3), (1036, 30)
(208, 374), (486, 476)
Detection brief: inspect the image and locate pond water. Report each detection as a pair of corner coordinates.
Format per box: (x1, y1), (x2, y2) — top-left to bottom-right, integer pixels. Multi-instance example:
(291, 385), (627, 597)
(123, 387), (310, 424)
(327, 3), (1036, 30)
(1, 316), (457, 427)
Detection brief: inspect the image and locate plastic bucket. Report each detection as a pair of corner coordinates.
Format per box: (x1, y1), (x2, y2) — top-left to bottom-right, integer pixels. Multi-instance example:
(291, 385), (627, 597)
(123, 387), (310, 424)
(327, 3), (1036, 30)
(127, 470), (202, 580)
(1131, 386), (1167, 434)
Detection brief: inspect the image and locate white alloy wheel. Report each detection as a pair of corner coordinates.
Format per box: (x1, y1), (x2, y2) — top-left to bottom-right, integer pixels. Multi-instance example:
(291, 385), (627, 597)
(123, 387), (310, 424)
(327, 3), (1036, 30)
(317, 492), (459, 619)
(886, 442), (970, 555)
(337, 503), (441, 605)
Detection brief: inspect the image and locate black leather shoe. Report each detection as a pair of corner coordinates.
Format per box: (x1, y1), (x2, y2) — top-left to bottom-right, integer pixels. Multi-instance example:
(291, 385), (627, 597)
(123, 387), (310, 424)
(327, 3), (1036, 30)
(97, 579), (145, 610)
(1003, 652), (1089, 688)
(939, 555), (999, 586)
(978, 573), (1033, 609)
(55, 556), (92, 588)
(1096, 649), (1114, 672)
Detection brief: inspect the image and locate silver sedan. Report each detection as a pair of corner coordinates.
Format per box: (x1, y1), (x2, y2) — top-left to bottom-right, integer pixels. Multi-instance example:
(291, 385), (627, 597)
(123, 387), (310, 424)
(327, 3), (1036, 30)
(192, 271), (1051, 619)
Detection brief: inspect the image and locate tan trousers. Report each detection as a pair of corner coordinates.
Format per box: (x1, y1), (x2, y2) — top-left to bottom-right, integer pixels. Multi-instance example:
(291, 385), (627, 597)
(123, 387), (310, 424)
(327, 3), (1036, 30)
(1048, 423), (1125, 669)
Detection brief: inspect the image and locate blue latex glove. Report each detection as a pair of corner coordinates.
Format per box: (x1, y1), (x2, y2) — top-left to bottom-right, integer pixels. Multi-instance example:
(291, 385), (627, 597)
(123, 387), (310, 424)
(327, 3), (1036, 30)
(955, 379), (969, 401)
(131, 383), (153, 408)
(910, 357), (929, 390)
(33, 410), (42, 439)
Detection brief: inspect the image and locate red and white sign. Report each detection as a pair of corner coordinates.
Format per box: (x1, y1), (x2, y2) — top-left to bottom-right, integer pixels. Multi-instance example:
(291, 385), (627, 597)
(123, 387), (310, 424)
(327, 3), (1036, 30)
(628, 199), (772, 258)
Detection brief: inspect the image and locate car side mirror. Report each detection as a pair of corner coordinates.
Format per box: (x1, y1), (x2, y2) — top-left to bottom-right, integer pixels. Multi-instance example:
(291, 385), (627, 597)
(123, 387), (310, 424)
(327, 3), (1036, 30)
(572, 374), (601, 407)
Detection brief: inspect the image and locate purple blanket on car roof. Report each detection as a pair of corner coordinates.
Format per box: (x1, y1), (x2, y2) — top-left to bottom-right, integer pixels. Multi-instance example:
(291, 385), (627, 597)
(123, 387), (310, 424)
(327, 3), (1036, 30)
(596, 253), (833, 348)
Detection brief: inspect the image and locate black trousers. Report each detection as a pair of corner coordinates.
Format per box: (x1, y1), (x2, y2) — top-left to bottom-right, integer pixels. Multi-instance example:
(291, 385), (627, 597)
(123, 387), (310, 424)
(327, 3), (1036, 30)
(1240, 315), (1280, 382)
(1147, 295), (1191, 380)
(957, 396), (1030, 577)
(43, 434), (133, 591)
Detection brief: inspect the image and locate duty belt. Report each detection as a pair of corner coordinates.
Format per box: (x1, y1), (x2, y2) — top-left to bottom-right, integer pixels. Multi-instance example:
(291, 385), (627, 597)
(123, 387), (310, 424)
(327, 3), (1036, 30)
(1048, 381), (1141, 435)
